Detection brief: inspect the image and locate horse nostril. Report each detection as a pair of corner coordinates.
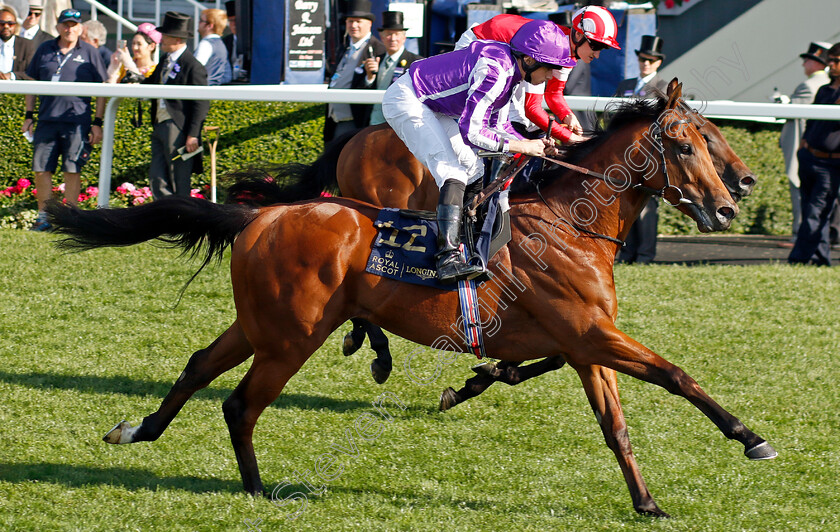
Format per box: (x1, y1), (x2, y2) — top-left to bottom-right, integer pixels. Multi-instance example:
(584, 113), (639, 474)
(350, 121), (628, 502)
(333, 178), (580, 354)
(740, 175), (756, 187)
(718, 206), (736, 221)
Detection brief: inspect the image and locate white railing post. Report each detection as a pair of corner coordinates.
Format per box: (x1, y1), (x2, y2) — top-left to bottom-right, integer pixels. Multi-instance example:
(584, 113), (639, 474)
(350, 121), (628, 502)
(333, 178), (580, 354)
(98, 97), (122, 208)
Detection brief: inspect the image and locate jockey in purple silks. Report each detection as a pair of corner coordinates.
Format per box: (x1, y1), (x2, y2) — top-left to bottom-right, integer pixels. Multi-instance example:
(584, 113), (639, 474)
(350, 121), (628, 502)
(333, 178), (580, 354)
(382, 19), (571, 284)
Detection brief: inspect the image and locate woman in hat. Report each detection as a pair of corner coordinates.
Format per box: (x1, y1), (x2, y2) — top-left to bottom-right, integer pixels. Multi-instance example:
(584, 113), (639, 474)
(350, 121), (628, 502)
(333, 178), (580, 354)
(106, 23), (161, 83)
(382, 20), (568, 283)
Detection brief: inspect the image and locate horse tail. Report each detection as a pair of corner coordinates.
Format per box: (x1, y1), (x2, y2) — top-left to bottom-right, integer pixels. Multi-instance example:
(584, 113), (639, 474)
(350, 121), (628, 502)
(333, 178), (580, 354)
(226, 130), (357, 206)
(46, 197), (258, 275)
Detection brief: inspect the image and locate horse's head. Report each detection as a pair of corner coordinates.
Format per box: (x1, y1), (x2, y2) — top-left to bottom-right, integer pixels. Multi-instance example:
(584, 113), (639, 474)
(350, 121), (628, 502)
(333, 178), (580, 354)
(666, 79), (757, 202)
(648, 82), (738, 232)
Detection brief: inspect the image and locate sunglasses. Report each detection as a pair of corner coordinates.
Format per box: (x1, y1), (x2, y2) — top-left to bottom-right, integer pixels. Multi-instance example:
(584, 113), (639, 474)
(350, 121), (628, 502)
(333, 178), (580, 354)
(827, 57), (840, 64)
(28, 11), (42, 17)
(0, 20), (16, 26)
(586, 37), (608, 52)
(638, 56), (660, 64)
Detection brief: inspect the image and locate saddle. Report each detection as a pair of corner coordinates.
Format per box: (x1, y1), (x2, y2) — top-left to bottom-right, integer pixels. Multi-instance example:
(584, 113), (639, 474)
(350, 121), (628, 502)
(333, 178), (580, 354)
(365, 199), (511, 290)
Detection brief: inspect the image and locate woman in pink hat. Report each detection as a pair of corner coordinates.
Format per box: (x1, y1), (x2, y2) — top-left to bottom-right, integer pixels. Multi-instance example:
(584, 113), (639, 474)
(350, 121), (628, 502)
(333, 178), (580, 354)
(106, 22), (161, 83)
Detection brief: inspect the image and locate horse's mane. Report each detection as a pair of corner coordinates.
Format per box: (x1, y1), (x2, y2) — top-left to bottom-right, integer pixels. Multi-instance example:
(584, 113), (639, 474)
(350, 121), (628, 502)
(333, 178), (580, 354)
(513, 95), (668, 195)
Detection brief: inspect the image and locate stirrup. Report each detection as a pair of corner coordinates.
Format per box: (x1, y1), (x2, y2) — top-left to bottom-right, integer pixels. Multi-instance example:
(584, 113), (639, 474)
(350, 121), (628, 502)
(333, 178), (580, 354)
(437, 254), (485, 284)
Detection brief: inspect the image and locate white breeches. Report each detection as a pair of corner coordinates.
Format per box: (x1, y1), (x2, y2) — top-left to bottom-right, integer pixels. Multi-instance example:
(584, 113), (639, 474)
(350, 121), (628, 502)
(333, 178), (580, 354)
(382, 74), (483, 188)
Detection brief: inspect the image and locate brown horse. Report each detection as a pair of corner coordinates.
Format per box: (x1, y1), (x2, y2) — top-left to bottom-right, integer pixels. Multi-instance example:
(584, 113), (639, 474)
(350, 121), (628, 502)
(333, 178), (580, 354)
(47, 88), (776, 517)
(227, 81), (758, 403)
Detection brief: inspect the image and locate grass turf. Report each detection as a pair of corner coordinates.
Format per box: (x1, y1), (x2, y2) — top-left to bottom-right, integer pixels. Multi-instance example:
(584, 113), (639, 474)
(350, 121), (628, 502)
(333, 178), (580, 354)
(0, 229), (837, 531)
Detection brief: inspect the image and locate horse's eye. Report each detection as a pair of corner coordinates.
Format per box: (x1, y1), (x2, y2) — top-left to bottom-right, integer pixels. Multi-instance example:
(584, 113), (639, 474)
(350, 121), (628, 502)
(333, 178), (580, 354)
(680, 144), (693, 155)
(701, 134), (710, 142)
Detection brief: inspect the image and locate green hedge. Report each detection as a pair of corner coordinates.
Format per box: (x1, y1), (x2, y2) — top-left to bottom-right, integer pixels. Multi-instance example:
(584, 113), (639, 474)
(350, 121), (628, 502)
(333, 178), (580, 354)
(0, 94), (793, 235)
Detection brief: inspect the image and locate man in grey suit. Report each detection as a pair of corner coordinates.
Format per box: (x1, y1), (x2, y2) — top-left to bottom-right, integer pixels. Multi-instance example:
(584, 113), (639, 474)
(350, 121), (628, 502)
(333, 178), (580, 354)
(777, 42), (831, 243)
(615, 35), (668, 264)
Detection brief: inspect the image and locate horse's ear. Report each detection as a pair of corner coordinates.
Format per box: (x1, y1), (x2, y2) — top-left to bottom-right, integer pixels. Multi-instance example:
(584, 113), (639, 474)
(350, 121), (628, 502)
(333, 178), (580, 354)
(666, 78), (679, 97)
(665, 82), (683, 109)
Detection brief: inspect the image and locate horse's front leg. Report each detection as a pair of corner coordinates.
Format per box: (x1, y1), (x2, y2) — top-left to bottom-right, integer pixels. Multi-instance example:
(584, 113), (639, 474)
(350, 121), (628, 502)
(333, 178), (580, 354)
(571, 321), (777, 460)
(342, 318), (393, 384)
(103, 319), (253, 444)
(573, 364), (667, 516)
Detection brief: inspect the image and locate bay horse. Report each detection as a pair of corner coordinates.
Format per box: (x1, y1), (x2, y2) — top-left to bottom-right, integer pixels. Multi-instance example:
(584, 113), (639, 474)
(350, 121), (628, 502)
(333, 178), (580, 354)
(47, 86), (776, 517)
(227, 80), (758, 405)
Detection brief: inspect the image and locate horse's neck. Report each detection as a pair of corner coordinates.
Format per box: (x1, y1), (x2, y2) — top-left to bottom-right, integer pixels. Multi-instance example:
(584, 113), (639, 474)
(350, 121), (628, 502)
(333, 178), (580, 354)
(523, 127), (654, 244)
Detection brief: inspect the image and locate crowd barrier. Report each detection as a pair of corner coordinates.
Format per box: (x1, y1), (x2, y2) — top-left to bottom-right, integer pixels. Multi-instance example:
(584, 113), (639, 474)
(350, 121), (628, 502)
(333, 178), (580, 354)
(4, 80), (840, 207)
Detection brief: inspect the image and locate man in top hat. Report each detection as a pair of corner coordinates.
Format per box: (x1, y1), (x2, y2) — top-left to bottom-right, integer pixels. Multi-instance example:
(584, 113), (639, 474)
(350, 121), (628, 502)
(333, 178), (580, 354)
(23, 7), (107, 231)
(142, 11), (209, 200)
(777, 42), (831, 243)
(323, 0), (385, 142)
(353, 10), (422, 127)
(0, 4), (35, 80)
(20, 1), (51, 46)
(222, 0), (247, 80)
(615, 35), (668, 265)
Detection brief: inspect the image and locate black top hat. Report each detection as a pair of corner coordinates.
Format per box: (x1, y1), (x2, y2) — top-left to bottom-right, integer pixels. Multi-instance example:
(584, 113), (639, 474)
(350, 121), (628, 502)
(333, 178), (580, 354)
(800, 42), (831, 66)
(636, 35), (665, 60)
(344, 0), (375, 22)
(379, 11), (407, 32)
(547, 11), (573, 27)
(225, 1), (236, 17)
(157, 11), (192, 40)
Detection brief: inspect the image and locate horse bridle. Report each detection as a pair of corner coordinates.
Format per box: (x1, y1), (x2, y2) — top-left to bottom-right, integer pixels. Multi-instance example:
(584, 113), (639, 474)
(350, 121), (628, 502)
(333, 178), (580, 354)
(535, 115), (696, 246)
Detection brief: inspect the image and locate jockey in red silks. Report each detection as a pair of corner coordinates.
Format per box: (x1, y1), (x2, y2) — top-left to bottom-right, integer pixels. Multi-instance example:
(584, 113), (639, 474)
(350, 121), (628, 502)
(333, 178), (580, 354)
(382, 20), (569, 283)
(455, 7), (621, 143)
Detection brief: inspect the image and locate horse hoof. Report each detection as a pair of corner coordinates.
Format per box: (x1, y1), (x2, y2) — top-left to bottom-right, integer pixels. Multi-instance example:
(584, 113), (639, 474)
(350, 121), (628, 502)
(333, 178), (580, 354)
(439, 387), (459, 411)
(103, 420), (132, 444)
(370, 360), (391, 384)
(745, 441), (778, 460)
(342, 333), (361, 356)
(471, 362), (500, 378)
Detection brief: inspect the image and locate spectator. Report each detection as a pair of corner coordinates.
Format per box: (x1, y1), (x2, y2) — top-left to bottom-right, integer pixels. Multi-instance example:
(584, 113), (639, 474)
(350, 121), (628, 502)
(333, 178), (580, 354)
(40, 0), (70, 37)
(788, 43), (840, 266)
(106, 22), (160, 83)
(777, 42), (831, 245)
(81, 19), (111, 68)
(23, 8), (106, 231)
(20, 1), (50, 46)
(354, 11), (422, 126)
(142, 11), (209, 199)
(0, 4), (35, 80)
(195, 8), (231, 85)
(222, 0), (246, 81)
(615, 35), (668, 265)
(324, 0), (384, 142)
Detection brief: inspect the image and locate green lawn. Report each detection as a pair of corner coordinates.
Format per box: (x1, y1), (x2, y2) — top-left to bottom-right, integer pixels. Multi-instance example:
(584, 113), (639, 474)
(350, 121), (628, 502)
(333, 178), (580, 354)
(0, 229), (837, 531)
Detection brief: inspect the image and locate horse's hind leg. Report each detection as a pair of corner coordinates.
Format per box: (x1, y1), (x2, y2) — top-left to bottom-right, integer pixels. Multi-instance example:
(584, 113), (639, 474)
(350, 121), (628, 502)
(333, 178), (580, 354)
(223, 351), (309, 496)
(474, 355), (566, 385)
(439, 361), (523, 411)
(104, 320), (253, 444)
(574, 364), (667, 517)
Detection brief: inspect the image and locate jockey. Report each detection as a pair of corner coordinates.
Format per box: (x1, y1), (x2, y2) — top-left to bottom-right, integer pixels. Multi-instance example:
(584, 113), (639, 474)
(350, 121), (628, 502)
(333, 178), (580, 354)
(382, 20), (568, 284)
(455, 7), (621, 143)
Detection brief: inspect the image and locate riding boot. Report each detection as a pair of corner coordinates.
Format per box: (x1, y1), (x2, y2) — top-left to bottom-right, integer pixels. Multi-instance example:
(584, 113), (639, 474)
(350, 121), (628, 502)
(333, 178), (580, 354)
(435, 181), (485, 284)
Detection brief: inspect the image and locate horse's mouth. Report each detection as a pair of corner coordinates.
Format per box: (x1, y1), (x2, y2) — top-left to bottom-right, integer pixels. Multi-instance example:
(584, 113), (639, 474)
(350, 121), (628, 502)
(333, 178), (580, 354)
(685, 202), (736, 232)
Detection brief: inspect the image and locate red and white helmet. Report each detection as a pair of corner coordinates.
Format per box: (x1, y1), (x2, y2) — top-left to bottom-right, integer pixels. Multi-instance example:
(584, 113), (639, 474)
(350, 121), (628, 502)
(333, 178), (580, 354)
(572, 6), (621, 50)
